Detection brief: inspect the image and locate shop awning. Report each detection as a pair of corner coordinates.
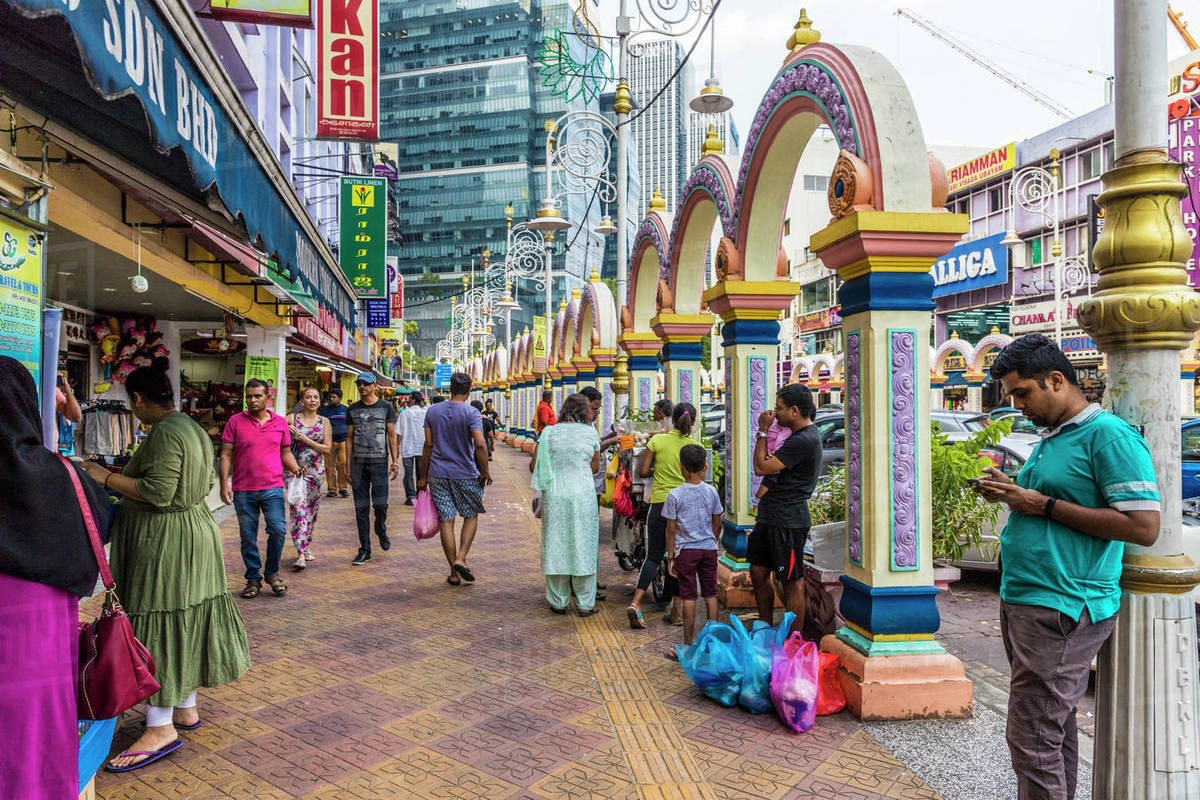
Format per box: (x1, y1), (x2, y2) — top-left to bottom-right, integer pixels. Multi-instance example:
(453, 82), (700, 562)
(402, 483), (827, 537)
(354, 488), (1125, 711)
(0, 0), (356, 329)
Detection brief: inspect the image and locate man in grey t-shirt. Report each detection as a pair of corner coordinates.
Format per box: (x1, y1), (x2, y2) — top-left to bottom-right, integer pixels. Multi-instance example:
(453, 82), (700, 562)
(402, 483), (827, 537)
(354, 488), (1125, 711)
(346, 372), (398, 566)
(419, 372), (492, 587)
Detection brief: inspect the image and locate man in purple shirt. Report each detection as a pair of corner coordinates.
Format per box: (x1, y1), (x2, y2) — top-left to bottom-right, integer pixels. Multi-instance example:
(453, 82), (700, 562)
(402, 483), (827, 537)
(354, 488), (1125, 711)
(418, 372), (491, 586)
(219, 378), (301, 599)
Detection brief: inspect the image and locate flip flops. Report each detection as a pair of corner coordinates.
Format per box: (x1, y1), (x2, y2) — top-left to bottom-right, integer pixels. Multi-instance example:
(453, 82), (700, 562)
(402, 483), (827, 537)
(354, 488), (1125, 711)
(627, 606), (647, 629)
(174, 719), (202, 731)
(664, 649), (680, 661)
(104, 738), (183, 773)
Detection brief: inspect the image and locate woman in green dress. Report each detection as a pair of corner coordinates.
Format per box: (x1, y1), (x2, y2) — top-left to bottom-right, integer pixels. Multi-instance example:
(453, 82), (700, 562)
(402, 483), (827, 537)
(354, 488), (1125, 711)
(530, 393), (601, 615)
(80, 364), (250, 772)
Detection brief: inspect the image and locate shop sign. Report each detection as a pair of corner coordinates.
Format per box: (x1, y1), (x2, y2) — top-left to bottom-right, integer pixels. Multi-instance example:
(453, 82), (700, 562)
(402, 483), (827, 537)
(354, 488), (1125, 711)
(533, 314), (548, 372)
(365, 299), (389, 328)
(209, 0), (312, 28)
(295, 304), (342, 354)
(60, 308), (91, 345)
(1009, 299), (1080, 334)
(317, 0), (379, 140)
(941, 354), (968, 372)
(244, 355), (280, 408)
(829, 306), (841, 326)
(1167, 116), (1200, 286)
(435, 362), (452, 389)
(339, 176), (387, 297)
(374, 143), (399, 180)
(1087, 194), (1105, 271)
(375, 328), (400, 346)
(387, 257), (403, 326)
(796, 309), (830, 332)
(981, 349), (999, 369)
(0, 217), (42, 387)
(931, 232), (1009, 298)
(946, 143), (1016, 193)
(1059, 331), (1099, 361)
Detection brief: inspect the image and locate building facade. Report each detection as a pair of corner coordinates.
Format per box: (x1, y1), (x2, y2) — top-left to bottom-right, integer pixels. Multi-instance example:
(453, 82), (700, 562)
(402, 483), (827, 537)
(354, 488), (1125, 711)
(627, 38), (692, 211)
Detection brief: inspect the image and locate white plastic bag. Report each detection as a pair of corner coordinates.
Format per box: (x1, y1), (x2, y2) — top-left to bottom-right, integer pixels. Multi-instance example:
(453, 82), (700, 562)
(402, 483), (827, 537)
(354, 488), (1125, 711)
(285, 475), (307, 506)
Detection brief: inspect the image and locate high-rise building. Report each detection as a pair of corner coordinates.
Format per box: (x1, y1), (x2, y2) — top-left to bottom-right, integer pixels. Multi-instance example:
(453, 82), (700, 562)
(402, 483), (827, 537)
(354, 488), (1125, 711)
(379, 0), (600, 356)
(627, 39), (693, 212)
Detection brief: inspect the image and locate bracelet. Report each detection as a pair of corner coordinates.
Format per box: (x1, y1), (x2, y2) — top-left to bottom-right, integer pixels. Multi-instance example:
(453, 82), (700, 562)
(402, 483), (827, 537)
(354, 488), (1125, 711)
(103, 472), (113, 490)
(1044, 497), (1056, 519)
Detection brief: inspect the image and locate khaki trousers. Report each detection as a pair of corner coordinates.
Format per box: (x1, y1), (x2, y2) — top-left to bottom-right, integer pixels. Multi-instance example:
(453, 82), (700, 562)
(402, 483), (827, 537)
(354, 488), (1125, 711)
(325, 440), (348, 492)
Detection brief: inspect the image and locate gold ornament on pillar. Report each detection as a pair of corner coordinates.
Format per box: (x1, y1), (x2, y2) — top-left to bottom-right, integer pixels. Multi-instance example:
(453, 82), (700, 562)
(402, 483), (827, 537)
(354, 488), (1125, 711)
(786, 8), (820, 55)
(648, 188), (667, 214)
(701, 125), (724, 158)
(611, 353), (630, 394)
(1079, 151), (1200, 351)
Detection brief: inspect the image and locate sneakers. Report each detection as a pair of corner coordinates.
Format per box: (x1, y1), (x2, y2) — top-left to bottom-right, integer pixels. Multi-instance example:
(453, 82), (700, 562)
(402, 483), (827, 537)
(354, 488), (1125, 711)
(351, 550), (371, 566)
(339, 489), (350, 498)
(379, 534), (391, 551)
(325, 491), (337, 498)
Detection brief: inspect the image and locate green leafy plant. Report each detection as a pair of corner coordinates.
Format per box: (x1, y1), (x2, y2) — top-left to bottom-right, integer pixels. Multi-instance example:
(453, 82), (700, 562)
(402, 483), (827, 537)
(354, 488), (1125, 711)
(809, 462), (847, 526)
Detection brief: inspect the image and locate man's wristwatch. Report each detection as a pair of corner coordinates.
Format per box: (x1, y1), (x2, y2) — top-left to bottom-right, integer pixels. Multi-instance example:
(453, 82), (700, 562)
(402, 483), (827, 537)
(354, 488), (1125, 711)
(756, 432), (770, 440)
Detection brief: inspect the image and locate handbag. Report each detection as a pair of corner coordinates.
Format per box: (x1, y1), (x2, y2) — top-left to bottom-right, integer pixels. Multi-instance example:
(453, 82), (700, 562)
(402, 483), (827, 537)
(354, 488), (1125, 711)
(59, 455), (161, 720)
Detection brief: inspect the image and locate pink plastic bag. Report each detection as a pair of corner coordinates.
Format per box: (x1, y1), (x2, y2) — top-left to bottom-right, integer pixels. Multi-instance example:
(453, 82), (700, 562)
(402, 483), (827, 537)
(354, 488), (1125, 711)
(413, 489), (439, 540)
(770, 632), (819, 732)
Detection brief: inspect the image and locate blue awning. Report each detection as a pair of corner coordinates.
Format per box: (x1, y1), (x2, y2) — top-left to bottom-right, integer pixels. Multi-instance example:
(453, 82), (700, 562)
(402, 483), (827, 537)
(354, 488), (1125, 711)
(0, 0), (356, 329)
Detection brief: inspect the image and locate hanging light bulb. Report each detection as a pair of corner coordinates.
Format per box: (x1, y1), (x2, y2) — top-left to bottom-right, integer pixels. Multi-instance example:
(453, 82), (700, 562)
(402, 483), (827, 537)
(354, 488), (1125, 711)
(689, 23), (734, 114)
(129, 225), (150, 293)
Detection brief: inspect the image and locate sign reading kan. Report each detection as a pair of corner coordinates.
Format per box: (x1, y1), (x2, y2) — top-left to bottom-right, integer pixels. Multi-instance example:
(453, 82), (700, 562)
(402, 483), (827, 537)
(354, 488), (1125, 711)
(317, 0), (379, 140)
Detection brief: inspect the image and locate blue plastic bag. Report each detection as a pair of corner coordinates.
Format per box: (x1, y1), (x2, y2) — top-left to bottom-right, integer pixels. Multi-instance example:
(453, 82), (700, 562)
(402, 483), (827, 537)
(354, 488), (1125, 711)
(677, 621), (742, 707)
(730, 612), (795, 714)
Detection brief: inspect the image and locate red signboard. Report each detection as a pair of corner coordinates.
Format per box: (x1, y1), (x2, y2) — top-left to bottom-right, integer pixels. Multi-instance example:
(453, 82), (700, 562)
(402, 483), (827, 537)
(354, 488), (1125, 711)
(296, 305), (344, 355)
(317, 0), (379, 140)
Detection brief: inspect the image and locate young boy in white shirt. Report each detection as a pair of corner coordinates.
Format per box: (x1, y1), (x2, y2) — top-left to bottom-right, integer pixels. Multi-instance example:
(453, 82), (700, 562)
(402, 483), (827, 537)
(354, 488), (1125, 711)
(663, 443), (724, 658)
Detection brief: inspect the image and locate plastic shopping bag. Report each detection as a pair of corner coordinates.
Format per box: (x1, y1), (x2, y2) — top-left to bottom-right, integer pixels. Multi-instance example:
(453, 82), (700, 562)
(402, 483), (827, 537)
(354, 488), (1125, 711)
(816, 652), (847, 716)
(730, 612), (795, 714)
(413, 489), (439, 541)
(612, 470), (634, 518)
(285, 475), (307, 506)
(770, 632), (820, 733)
(677, 621), (743, 707)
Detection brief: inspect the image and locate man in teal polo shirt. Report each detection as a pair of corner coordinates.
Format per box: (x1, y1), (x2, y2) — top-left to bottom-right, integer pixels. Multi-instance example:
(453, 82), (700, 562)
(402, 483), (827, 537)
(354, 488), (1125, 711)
(978, 333), (1160, 800)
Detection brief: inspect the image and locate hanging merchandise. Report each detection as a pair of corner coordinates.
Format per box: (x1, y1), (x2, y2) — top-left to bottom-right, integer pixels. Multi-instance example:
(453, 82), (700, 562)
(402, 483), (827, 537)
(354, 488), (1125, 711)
(89, 315), (169, 384)
(78, 401), (135, 458)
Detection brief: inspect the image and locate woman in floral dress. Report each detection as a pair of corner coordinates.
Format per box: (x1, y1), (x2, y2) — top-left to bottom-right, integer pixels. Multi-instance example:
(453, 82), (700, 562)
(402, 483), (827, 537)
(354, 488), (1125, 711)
(530, 393), (601, 615)
(288, 386), (331, 569)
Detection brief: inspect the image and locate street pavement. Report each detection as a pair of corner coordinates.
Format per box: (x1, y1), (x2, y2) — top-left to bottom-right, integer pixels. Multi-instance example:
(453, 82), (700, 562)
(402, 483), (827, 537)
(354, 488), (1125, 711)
(92, 443), (1086, 800)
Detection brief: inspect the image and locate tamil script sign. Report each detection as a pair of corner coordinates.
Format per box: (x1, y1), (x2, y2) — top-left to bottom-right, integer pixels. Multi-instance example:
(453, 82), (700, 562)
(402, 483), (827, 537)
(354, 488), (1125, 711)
(931, 232), (1010, 298)
(947, 143), (1016, 193)
(339, 176), (387, 297)
(317, 0), (379, 140)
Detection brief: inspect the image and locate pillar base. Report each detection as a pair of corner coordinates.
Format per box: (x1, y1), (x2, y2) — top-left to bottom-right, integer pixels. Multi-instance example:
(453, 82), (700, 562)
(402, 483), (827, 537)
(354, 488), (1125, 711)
(820, 634), (973, 720)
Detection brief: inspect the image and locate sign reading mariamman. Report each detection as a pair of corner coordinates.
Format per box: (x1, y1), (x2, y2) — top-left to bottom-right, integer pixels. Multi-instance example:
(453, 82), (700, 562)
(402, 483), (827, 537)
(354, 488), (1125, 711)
(947, 143), (1017, 193)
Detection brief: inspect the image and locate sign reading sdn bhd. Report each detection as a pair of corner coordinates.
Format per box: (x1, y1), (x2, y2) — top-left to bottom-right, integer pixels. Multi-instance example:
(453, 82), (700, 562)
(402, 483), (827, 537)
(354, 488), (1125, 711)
(930, 232), (1010, 299)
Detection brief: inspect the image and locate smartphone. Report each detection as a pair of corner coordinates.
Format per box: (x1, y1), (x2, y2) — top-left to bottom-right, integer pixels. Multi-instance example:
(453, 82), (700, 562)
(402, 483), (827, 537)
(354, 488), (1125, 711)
(964, 477), (983, 489)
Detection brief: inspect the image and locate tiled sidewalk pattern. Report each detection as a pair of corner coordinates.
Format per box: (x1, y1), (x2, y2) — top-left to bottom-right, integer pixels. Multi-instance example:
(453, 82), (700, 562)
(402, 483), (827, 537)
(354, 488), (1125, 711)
(96, 445), (939, 799)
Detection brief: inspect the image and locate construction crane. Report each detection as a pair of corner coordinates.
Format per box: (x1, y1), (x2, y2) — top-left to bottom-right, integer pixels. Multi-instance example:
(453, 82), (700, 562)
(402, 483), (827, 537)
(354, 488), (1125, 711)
(896, 7), (1074, 120)
(1170, 3), (1199, 50)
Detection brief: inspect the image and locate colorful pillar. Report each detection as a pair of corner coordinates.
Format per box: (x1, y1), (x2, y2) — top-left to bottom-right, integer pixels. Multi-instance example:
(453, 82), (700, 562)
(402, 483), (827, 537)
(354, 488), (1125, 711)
(590, 349), (618, 434)
(618, 333), (664, 413)
(810, 210), (973, 720)
(652, 314), (713, 408)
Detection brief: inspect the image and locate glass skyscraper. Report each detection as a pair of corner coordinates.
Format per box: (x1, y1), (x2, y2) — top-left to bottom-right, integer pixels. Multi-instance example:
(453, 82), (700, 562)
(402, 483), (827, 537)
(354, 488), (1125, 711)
(380, 0), (602, 356)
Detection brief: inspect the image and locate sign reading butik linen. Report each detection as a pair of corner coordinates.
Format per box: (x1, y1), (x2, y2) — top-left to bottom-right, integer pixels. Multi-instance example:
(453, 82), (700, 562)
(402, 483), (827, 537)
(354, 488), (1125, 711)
(317, 0), (379, 140)
(930, 232), (1009, 299)
(339, 176), (387, 297)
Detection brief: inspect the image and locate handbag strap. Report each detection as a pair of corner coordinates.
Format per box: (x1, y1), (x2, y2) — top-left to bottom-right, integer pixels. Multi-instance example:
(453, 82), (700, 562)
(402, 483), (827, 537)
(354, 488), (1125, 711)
(57, 454), (114, 590)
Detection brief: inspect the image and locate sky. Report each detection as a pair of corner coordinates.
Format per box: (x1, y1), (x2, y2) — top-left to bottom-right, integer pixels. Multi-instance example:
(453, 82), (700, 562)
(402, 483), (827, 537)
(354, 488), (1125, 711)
(590, 0), (1199, 153)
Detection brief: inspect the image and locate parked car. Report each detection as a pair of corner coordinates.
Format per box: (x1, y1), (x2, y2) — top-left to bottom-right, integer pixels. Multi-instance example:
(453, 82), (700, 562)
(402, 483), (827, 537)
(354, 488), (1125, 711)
(987, 407), (1041, 435)
(1182, 418), (1200, 500)
(953, 433), (1040, 571)
(701, 402), (725, 438)
(930, 409), (988, 435)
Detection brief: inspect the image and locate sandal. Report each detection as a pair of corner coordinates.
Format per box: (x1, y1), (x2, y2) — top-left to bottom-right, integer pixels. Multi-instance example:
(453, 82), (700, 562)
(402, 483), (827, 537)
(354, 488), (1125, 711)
(265, 575), (287, 596)
(446, 574), (462, 586)
(240, 580), (261, 599)
(627, 606), (647, 629)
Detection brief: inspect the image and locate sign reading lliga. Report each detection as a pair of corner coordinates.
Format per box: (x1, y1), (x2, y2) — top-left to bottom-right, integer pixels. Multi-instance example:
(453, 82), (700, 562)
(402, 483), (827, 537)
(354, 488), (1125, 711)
(946, 143), (1016, 193)
(317, 0), (379, 140)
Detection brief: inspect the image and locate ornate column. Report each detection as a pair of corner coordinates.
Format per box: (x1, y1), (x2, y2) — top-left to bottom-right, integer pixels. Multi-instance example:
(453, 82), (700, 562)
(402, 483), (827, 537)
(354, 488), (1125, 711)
(703, 281), (796, 605)
(588, 348), (617, 434)
(652, 314), (713, 409)
(811, 209), (973, 720)
(1086, 2), (1200, 792)
(618, 332), (664, 413)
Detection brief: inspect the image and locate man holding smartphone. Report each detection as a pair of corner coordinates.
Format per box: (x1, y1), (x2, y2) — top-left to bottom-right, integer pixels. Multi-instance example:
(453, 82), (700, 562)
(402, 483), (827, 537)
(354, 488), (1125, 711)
(975, 334), (1160, 800)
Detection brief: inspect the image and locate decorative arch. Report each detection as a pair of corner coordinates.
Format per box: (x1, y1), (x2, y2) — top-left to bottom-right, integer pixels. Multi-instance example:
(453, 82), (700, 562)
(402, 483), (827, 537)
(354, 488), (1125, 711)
(576, 279), (618, 359)
(667, 155), (738, 314)
(626, 213), (671, 331)
(969, 331), (1013, 374)
(559, 291), (582, 368)
(550, 305), (568, 373)
(790, 356), (814, 385)
(933, 335), (975, 377)
(732, 43), (937, 281)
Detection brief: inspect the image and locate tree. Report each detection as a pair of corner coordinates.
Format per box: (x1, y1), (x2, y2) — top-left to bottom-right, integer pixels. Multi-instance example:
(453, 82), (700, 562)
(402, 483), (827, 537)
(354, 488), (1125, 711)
(403, 320), (419, 336)
(410, 354), (436, 379)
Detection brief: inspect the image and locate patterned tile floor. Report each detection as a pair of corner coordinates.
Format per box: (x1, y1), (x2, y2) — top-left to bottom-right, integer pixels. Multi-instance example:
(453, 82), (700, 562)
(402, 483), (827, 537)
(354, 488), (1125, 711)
(95, 444), (940, 800)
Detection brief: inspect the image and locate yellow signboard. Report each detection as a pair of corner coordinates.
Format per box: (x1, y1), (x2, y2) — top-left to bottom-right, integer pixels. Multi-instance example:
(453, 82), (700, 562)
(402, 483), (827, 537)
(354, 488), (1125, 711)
(0, 217), (43, 388)
(947, 142), (1017, 194)
(533, 315), (548, 372)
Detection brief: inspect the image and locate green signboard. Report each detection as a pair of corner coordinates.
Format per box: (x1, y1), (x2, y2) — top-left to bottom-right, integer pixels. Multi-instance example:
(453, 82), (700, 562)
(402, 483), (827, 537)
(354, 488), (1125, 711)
(339, 176), (387, 298)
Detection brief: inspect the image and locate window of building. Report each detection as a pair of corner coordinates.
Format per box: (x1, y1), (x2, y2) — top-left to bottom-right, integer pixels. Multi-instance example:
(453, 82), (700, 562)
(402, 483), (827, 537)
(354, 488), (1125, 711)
(1103, 141), (1115, 169)
(988, 186), (1004, 213)
(1080, 149), (1102, 180)
(783, 218), (791, 236)
(802, 174), (829, 192)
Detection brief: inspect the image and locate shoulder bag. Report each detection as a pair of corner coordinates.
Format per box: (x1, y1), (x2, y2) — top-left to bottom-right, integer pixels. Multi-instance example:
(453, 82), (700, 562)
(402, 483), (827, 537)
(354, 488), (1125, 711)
(59, 455), (161, 719)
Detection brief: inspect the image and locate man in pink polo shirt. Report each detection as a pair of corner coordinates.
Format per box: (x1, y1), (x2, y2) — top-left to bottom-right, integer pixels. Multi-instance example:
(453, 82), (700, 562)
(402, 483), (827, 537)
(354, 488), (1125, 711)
(219, 378), (301, 599)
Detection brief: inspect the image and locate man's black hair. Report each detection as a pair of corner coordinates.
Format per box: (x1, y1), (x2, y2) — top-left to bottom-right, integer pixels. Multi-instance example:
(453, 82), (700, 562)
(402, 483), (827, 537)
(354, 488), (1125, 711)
(679, 443), (707, 474)
(579, 386), (602, 403)
(470, 399), (484, 411)
(777, 383), (816, 419)
(989, 333), (1078, 387)
(450, 371), (472, 396)
(328, 387), (342, 398)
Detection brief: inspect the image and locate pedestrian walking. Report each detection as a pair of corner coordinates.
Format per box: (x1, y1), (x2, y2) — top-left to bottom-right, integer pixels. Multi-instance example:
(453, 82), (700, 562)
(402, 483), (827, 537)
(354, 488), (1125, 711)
(580, 385), (618, 600)
(287, 386), (331, 570)
(318, 388), (350, 498)
(627, 402), (696, 630)
(530, 393), (602, 614)
(0, 356), (108, 797)
(346, 372), (400, 566)
(535, 389), (556, 434)
(663, 443), (724, 656)
(397, 392), (427, 505)
(749, 383), (821, 634)
(476, 399), (497, 459)
(219, 378), (302, 598)
(976, 333), (1160, 800)
(82, 364), (250, 772)
(419, 372), (492, 586)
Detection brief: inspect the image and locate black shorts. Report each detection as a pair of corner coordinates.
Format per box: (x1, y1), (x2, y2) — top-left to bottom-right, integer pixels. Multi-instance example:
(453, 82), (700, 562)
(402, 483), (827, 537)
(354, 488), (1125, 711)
(747, 521), (809, 583)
